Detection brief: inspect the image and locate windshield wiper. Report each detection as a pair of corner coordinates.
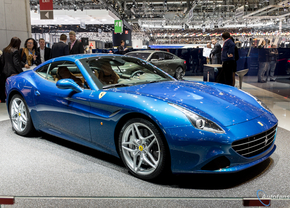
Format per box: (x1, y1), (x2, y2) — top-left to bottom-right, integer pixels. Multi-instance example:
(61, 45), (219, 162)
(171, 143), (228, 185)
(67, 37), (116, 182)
(102, 83), (132, 89)
(148, 80), (167, 84)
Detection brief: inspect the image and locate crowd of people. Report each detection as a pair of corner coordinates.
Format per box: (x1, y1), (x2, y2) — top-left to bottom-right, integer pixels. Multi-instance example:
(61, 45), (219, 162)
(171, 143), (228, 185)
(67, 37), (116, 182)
(0, 31), (85, 103)
(205, 32), (278, 86)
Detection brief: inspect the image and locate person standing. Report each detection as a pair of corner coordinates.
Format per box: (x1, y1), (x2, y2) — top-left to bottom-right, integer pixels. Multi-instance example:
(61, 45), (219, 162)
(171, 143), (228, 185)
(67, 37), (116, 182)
(230, 37), (239, 87)
(257, 47), (269, 83)
(204, 43), (212, 64)
(19, 38), (41, 69)
(210, 38), (222, 64)
(117, 40), (128, 55)
(50, 34), (69, 59)
(267, 45), (278, 81)
(37, 38), (51, 63)
(0, 37), (23, 102)
(216, 32), (235, 86)
(68, 31), (84, 55)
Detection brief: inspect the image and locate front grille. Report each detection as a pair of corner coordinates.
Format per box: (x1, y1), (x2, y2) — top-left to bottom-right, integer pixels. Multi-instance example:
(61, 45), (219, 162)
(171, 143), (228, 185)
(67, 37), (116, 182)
(232, 124), (277, 158)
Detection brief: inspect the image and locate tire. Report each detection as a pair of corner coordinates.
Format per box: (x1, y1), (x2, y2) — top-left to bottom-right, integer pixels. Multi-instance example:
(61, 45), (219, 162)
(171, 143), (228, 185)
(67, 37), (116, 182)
(9, 94), (34, 136)
(118, 118), (168, 180)
(174, 67), (184, 80)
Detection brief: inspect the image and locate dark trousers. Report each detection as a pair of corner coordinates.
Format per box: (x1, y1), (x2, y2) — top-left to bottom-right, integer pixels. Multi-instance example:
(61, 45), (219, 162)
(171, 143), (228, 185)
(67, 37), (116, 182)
(0, 73), (7, 102)
(216, 60), (234, 86)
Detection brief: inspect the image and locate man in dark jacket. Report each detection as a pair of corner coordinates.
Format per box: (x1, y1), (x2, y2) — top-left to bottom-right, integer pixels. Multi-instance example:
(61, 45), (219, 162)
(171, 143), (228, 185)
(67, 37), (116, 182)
(210, 38), (221, 64)
(216, 32), (235, 86)
(37, 38), (51, 63)
(117, 40), (128, 55)
(68, 31), (84, 55)
(50, 34), (69, 59)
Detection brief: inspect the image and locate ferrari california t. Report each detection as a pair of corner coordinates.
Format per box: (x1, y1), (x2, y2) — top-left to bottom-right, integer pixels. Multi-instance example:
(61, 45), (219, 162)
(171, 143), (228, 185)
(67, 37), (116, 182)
(6, 54), (278, 180)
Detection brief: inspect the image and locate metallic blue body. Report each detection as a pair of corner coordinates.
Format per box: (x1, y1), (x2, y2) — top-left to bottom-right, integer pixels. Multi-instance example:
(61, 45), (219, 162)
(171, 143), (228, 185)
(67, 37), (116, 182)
(5, 54), (278, 174)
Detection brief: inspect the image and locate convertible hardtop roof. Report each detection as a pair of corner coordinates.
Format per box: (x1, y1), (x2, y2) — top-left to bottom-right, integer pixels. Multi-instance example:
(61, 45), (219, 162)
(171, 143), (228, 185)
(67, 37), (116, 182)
(127, 50), (157, 54)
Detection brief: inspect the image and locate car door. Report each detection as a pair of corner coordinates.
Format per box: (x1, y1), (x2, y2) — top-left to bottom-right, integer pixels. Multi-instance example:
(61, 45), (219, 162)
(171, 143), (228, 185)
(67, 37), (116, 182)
(164, 52), (178, 76)
(33, 61), (91, 142)
(149, 52), (168, 72)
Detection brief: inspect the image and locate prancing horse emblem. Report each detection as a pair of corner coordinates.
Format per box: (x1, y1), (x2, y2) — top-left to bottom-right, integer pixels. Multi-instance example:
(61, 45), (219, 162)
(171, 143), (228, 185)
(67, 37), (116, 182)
(265, 135), (269, 146)
(99, 92), (106, 99)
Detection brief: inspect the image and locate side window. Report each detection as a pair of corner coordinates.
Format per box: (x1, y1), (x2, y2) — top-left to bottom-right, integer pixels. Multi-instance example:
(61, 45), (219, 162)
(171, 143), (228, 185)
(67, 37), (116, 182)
(150, 52), (164, 60)
(36, 64), (50, 79)
(164, 53), (173, 60)
(43, 61), (88, 89)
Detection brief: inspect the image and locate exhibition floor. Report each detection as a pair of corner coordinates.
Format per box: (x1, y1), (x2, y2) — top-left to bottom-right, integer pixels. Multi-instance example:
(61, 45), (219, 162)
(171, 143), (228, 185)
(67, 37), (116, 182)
(0, 79), (290, 207)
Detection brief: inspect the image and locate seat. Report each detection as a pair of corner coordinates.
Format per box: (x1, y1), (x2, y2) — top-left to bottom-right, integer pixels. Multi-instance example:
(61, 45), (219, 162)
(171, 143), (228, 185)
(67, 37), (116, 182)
(98, 62), (119, 85)
(56, 66), (83, 87)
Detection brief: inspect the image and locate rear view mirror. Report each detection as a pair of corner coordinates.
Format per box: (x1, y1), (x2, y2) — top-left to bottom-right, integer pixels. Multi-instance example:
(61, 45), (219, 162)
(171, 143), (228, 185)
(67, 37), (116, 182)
(56, 79), (83, 93)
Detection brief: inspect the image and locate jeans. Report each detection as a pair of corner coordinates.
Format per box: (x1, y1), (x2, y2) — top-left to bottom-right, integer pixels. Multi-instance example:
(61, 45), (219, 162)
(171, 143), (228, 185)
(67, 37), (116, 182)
(266, 61), (277, 80)
(258, 62), (269, 82)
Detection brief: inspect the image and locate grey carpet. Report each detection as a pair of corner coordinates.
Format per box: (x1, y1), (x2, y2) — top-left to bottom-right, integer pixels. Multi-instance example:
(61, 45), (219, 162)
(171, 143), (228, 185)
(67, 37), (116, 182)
(0, 120), (290, 207)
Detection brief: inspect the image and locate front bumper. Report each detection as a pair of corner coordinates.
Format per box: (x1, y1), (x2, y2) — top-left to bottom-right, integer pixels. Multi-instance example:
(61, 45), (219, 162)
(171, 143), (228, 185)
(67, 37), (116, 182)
(165, 112), (278, 174)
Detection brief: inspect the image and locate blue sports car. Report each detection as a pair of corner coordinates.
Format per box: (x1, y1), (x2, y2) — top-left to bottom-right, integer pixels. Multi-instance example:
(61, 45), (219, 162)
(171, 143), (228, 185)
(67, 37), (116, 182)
(6, 54), (278, 180)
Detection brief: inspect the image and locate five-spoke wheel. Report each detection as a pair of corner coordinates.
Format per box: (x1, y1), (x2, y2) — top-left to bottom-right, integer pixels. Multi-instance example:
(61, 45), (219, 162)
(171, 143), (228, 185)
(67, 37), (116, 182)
(119, 118), (168, 180)
(9, 94), (34, 136)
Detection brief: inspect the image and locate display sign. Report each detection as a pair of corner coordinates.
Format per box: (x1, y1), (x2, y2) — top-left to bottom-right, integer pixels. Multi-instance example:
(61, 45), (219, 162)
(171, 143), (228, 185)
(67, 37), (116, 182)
(114, 20), (123, 33)
(40, 11), (53, 19)
(39, 0), (53, 10)
(39, 0), (53, 20)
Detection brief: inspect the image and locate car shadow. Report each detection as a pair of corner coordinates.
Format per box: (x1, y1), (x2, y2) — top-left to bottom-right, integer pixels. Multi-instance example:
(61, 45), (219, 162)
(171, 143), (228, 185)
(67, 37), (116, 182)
(40, 132), (125, 168)
(157, 158), (273, 189)
(37, 132), (273, 190)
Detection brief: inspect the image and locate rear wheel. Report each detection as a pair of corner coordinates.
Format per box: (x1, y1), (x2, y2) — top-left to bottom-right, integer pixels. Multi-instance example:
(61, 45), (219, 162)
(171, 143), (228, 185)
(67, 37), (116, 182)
(174, 67), (184, 80)
(9, 94), (34, 136)
(118, 118), (168, 180)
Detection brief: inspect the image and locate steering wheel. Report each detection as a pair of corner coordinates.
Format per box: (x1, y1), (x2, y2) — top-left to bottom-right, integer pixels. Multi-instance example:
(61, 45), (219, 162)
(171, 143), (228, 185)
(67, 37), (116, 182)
(131, 70), (144, 78)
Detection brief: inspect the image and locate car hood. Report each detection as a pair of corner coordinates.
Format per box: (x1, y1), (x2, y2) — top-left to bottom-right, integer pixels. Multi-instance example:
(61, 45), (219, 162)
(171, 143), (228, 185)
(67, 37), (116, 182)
(111, 81), (265, 127)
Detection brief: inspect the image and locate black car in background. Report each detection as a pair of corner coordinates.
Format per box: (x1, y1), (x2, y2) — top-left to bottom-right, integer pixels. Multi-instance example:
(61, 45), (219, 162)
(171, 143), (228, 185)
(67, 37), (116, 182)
(126, 50), (186, 80)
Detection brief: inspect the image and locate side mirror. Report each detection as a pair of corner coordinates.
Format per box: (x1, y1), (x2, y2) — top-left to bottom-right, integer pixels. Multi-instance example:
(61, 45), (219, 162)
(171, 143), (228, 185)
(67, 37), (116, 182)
(56, 79), (83, 93)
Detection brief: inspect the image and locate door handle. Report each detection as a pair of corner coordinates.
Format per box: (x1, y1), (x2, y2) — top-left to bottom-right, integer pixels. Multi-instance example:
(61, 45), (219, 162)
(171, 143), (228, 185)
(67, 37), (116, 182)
(35, 90), (41, 96)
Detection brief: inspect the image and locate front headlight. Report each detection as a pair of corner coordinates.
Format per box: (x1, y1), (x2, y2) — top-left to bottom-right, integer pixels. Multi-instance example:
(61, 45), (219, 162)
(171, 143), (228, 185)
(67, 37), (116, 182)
(169, 103), (225, 134)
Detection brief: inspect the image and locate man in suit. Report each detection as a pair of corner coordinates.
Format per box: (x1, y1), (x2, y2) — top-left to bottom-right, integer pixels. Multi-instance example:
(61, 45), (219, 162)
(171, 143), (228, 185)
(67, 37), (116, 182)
(50, 34), (69, 59)
(216, 32), (235, 86)
(37, 38), (51, 63)
(117, 40), (128, 55)
(210, 38), (222, 64)
(68, 31), (84, 55)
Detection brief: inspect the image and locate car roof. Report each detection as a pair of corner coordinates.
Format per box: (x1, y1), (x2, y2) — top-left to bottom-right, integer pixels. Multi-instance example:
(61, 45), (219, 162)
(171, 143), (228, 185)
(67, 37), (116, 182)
(34, 54), (125, 70)
(58, 53), (123, 60)
(127, 50), (156, 53)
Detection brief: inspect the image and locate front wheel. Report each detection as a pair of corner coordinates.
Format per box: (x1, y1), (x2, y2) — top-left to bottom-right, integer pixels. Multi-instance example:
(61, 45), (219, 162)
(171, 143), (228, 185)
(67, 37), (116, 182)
(174, 67), (184, 80)
(9, 94), (34, 136)
(118, 118), (168, 180)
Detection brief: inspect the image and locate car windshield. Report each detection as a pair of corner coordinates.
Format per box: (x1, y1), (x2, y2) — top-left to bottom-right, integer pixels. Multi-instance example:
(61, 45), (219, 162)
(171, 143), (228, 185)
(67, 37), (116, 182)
(80, 56), (174, 89)
(126, 52), (151, 60)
